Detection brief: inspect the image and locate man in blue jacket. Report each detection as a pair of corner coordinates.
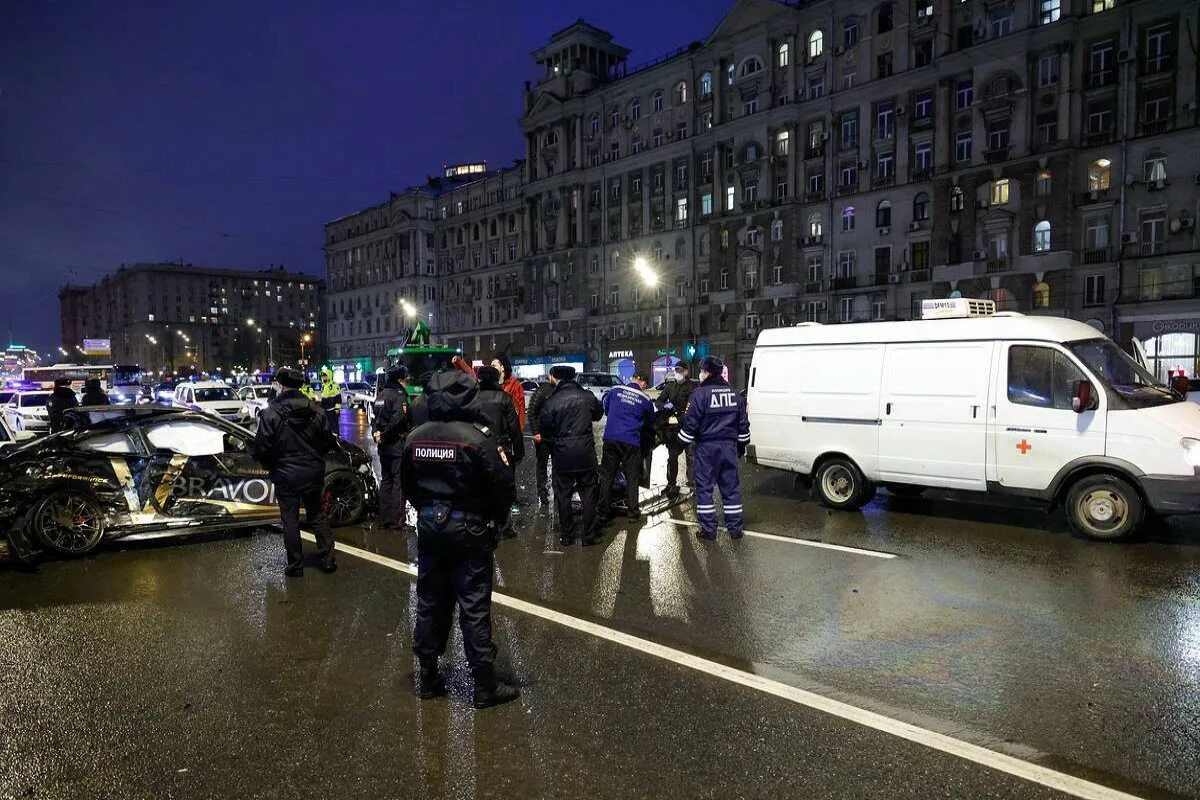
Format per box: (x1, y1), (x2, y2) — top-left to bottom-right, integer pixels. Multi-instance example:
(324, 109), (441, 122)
(679, 356), (750, 540)
(597, 373), (656, 521)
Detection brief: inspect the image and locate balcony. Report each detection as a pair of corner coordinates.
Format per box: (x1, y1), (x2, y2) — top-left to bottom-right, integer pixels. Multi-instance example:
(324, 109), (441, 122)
(1080, 247), (1111, 265)
(986, 258), (1012, 273)
(871, 174), (896, 189)
(1084, 130), (1115, 146)
(805, 145), (826, 160)
(909, 268), (931, 283)
(1077, 189), (1111, 205)
(984, 147), (1010, 164)
(743, 286), (759, 298)
(831, 276), (858, 291)
(805, 190), (826, 202)
(909, 168), (932, 182)
(911, 115), (933, 130)
(804, 280), (822, 293)
(1137, 119), (1170, 137)
(1140, 241), (1165, 257)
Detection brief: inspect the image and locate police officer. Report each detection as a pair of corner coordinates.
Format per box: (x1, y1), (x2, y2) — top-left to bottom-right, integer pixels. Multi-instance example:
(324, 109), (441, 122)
(252, 367), (338, 576)
(304, 367), (343, 433)
(597, 373), (655, 521)
(656, 363), (696, 497)
(81, 378), (110, 406)
(538, 365), (604, 546)
(526, 379), (556, 507)
(45, 378), (79, 433)
(473, 366), (525, 466)
(372, 364), (413, 530)
(401, 371), (519, 708)
(678, 356), (750, 540)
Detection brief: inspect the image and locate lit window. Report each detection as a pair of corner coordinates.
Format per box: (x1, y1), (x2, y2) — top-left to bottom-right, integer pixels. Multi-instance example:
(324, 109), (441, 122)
(775, 130), (790, 156)
(1039, 0), (1060, 25)
(699, 72), (713, 97)
(841, 206), (856, 231)
(990, 179), (1010, 205)
(676, 198), (688, 224)
(778, 42), (790, 67)
(674, 81), (688, 104)
(1032, 282), (1050, 309)
(808, 214), (823, 237)
(725, 186), (735, 211)
(701, 193), (713, 215)
(950, 186), (964, 212)
(1144, 154), (1167, 186)
(1036, 170), (1052, 196)
(1087, 158), (1111, 191)
(807, 30), (824, 58)
(1033, 220), (1052, 252)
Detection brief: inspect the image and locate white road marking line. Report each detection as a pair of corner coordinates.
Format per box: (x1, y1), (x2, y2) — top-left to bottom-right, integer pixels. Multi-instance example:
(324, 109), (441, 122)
(301, 532), (1142, 800)
(656, 518), (898, 559)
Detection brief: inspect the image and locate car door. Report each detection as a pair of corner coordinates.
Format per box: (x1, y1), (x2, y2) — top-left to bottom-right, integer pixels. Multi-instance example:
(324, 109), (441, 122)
(989, 342), (1107, 491)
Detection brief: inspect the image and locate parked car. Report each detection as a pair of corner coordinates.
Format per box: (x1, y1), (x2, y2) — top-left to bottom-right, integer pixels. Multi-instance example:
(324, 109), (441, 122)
(235, 384), (276, 423)
(746, 298), (1200, 541)
(173, 381), (243, 421)
(576, 372), (623, 399)
(151, 381), (178, 404)
(0, 406), (376, 564)
(342, 382), (374, 410)
(4, 390), (55, 434)
(0, 411), (36, 450)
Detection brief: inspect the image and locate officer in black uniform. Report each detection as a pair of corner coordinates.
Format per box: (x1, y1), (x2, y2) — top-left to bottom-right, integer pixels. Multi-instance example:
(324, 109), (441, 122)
(251, 367), (338, 577)
(527, 379), (556, 507)
(401, 370), (519, 708)
(372, 364), (412, 530)
(45, 378), (79, 433)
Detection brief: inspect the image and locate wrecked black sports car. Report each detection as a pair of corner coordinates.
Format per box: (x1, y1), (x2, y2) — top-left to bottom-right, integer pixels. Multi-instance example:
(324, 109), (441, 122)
(0, 406), (376, 564)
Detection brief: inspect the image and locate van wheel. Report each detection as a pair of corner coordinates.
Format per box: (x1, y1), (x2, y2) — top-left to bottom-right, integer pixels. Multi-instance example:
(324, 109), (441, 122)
(1065, 474), (1144, 541)
(815, 458), (875, 510)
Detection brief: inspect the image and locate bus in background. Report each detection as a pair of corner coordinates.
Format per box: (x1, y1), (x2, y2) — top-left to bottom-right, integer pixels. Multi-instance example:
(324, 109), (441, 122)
(22, 364), (144, 403)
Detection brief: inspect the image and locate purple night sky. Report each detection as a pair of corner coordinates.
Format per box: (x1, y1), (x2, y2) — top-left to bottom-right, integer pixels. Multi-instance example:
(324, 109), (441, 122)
(0, 0), (734, 352)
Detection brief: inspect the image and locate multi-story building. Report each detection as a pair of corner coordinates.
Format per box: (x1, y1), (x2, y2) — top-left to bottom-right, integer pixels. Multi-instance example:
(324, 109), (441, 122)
(58, 263), (323, 375)
(328, 0), (1200, 387)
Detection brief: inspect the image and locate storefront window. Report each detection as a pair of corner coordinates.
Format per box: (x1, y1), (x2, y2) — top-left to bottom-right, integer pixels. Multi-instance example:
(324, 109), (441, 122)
(1141, 332), (1199, 382)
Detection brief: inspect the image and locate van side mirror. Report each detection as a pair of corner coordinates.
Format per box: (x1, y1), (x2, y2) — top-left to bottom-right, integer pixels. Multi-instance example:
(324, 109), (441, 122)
(1072, 380), (1097, 414)
(1169, 375), (1190, 397)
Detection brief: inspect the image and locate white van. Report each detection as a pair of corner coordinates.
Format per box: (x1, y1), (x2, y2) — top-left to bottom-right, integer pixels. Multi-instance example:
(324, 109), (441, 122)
(173, 381), (243, 421)
(746, 299), (1200, 540)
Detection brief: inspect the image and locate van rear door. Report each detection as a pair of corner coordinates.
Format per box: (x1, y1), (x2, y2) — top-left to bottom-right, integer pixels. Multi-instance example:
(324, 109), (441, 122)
(989, 343), (1107, 491)
(877, 342), (994, 490)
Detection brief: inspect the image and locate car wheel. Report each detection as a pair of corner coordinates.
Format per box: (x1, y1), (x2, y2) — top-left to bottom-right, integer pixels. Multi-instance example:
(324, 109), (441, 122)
(322, 471), (366, 527)
(814, 457), (875, 510)
(1066, 474), (1144, 541)
(30, 490), (105, 557)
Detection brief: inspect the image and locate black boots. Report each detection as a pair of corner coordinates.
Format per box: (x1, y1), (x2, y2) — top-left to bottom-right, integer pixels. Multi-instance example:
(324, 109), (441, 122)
(417, 665), (446, 700)
(472, 668), (520, 709)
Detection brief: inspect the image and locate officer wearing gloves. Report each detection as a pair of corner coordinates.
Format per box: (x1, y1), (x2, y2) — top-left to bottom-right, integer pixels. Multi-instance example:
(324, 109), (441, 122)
(303, 367), (343, 433)
(538, 365), (604, 547)
(527, 379), (556, 507)
(597, 373), (655, 522)
(372, 365), (413, 530)
(252, 367), (338, 576)
(400, 371), (519, 708)
(679, 355), (750, 540)
(656, 363), (696, 497)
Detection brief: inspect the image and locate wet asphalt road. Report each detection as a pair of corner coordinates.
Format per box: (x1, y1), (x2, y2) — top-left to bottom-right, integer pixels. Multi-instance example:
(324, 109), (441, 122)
(2, 409), (1199, 800)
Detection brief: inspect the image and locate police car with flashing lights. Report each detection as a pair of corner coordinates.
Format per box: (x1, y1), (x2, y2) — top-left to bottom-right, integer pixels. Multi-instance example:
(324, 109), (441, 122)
(746, 298), (1200, 541)
(4, 390), (56, 434)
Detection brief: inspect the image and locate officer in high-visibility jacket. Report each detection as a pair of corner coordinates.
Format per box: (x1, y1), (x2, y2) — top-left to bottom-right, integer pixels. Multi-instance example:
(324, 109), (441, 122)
(304, 367), (343, 433)
(678, 355), (750, 540)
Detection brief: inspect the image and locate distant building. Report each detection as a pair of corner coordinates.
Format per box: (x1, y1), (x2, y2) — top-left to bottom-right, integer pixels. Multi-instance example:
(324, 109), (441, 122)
(58, 263), (324, 375)
(326, 0), (1200, 387)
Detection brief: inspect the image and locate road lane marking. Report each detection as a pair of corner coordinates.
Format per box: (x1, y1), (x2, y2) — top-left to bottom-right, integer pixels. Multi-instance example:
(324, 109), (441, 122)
(656, 518), (898, 559)
(302, 531), (1143, 800)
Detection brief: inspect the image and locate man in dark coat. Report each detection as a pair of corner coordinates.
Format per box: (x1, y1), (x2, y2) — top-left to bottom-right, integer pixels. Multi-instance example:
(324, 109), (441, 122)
(537, 365), (604, 546)
(80, 378), (110, 406)
(45, 378), (79, 433)
(472, 366), (525, 465)
(372, 365), (413, 530)
(401, 370), (519, 708)
(656, 363), (697, 496)
(252, 367), (337, 577)
(526, 380), (556, 507)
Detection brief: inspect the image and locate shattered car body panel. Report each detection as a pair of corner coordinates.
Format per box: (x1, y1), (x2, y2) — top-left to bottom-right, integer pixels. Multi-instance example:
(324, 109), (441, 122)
(0, 406), (377, 564)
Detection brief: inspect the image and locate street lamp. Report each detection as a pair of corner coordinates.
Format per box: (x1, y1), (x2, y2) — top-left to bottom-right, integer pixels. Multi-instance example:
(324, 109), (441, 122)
(633, 256), (670, 366)
(399, 299), (417, 318)
(300, 333), (313, 367)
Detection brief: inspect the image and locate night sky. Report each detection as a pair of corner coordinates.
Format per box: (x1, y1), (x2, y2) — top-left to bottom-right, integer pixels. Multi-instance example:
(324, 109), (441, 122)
(1, 0), (734, 353)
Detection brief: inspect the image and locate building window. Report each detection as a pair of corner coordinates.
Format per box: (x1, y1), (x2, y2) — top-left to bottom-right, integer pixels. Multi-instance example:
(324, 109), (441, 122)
(837, 250), (856, 277)
(771, 220), (784, 242)
(721, 228), (730, 249)
(1144, 153), (1167, 187)
(955, 131), (972, 163)
(914, 90), (932, 119)
(843, 16), (859, 47)
(1091, 0), (1113, 11)
(1088, 158), (1111, 191)
(808, 30), (824, 58)
(630, 98), (641, 120)
(590, 114), (600, 135)
(1033, 220), (1052, 252)
(720, 269), (730, 290)
(1039, 0), (1060, 24)
(1037, 54), (1059, 87)
(674, 81), (688, 105)
(632, 138), (644, 154)
(806, 169), (823, 195)
(743, 181), (759, 204)
(955, 78), (973, 109)
(988, 6), (1012, 37)
(778, 177), (791, 200)
(740, 56), (764, 77)
(778, 42), (790, 67)
(652, 90), (663, 113)
(875, 200), (892, 228)
(1084, 275), (1105, 306)
(1035, 170), (1052, 197)
(876, 151), (895, 179)
(876, 102), (894, 140)
(1145, 23), (1173, 72)
(987, 120), (1010, 152)
(877, 3), (894, 33)
(725, 186), (735, 211)
(913, 141), (932, 172)
(700, 192), (713, 216)
(743, 99), (759, 116)
(913, 192), (930, 220)
(775, 130), (790, 156)
(806, 255), (822, 282)
(1031, 282), (1050, 309)
(676, 198), (688, 224)
(699, 72), (712, 98)
(747, 227), (762, 247)
(1036, 113), (1058, 145)
(840, 160), (858, 187)
(1084, 214), (1110, 249)
(877, 52), (893, 79)
(841, 206), (856, 231)
(609, 285), (619, 306)
(840, 111), (858, 149)
(914, 40), (933, 68)
(1141, 211), (1166, 254)
(950, 186), (964, 211)
(990, 179), (1010, 205)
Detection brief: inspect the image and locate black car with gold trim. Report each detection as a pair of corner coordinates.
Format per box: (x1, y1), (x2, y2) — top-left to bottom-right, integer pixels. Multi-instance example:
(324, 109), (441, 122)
(0, 406), (376, 564)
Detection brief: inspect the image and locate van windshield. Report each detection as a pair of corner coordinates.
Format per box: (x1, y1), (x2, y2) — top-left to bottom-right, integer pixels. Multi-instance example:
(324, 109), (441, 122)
(1067, 339), (1179, 409)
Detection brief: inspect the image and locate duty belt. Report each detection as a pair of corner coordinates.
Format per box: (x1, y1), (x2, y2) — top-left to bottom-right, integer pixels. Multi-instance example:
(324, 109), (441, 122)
(418, 505), (487, 525)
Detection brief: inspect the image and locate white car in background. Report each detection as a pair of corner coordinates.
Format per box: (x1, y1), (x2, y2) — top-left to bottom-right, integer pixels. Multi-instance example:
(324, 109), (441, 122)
(235, 384), (276, 423)
(173, 381), (243, 421)
(0, 410), (36, 449)
(576, 372), (623, 400)
(4, 391), (54, 434)
(342, 382), (373, 410)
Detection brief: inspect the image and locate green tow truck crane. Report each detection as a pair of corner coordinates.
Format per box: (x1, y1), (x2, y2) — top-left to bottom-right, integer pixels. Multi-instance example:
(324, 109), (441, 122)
(384, 320), (465, 397)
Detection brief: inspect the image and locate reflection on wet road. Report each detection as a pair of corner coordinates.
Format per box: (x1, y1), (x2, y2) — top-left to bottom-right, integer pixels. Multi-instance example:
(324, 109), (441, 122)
(2, 409), (1199, 800)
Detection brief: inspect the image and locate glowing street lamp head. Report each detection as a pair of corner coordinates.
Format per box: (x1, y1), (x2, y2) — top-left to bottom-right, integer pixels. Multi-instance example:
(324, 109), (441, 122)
(245, 318), (255, 326)
(633, 256), (649, 273)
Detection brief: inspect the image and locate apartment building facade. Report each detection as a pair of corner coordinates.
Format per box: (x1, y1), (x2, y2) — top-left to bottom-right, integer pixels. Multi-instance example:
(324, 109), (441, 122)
(59, 263), (323, 375)
(326, 0), (1199, 386)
